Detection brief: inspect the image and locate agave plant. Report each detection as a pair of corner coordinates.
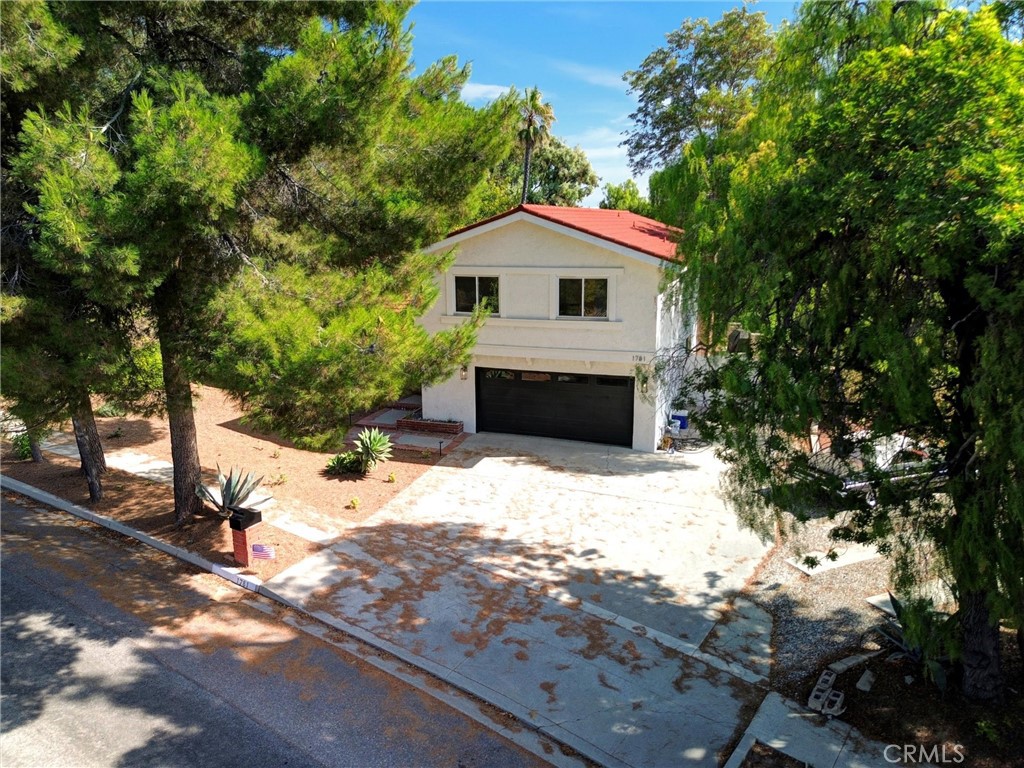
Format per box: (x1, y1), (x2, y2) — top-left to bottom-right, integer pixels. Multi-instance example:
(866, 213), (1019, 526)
(196, 466), (270, 518)
(876, 591), (955, 691)
(325, 451), (361, 476)
(355, 427), (393, 474)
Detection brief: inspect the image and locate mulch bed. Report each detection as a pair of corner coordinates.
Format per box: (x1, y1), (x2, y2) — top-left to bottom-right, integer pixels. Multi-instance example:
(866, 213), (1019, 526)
(1, 386), (441, 580)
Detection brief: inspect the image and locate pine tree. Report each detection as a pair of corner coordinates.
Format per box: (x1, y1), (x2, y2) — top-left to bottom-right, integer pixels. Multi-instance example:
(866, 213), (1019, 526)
(5, 2), (514, 522)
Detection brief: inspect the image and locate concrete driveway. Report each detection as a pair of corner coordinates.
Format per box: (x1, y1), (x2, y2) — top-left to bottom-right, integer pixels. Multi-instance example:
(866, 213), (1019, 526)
(378, 433), (768, 647)
(267, 433), (772, 767)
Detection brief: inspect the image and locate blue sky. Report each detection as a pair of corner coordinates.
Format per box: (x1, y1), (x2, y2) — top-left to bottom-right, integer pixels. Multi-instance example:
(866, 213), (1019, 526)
(405, 1), (797, 206)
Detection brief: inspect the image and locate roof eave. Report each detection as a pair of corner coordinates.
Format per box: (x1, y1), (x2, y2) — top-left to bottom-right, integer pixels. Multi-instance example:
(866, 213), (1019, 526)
(425, 206), (680, 265)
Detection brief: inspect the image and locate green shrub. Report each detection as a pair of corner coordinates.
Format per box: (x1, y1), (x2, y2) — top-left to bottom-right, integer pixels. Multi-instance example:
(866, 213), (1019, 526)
(12, 433), (33, 460)
(326, 451), (361, 475)
(195, 466), (269, 518)
(294, 431), (345, 453)
(355, 427), (392, 473)
(95, 402), (128, 418)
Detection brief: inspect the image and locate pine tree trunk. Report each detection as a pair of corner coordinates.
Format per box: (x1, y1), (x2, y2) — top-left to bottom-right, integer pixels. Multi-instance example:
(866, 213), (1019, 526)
(1016, 594), (1024, 668)
(960, 590), (1002, 701)
(520, 141), (533, 205)
(28, 435), (45, 462)
(71, 390), (106, 502)
(155, 281), (203, 526)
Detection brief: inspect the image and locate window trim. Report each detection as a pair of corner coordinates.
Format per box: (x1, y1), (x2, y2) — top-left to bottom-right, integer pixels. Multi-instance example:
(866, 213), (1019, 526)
(449, 272), (501, 316)
(555, 276), (611, 320)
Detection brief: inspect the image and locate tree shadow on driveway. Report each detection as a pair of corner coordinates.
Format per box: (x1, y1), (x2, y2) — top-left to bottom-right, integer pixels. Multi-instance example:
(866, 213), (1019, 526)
(275, 517), (772, 768)
(286, 519), (746, 673)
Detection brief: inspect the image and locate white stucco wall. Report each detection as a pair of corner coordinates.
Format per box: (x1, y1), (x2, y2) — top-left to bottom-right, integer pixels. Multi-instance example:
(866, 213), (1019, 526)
(420, 217), (672, 452)
(652, 279), (695, 433)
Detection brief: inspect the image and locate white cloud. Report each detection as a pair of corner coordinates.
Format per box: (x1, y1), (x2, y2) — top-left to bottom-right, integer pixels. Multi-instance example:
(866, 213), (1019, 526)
(565, 126), (627, 168)
(549, 60), (625, 90)
(461, 82), (511, 102)
(563, 125), (650, 207)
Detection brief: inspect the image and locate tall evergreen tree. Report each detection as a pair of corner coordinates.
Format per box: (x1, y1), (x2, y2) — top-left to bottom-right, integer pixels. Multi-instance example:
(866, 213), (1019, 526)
(2, 0), (112, 495)
(207, 33), (515, 449)
(6, 2), (514, 523)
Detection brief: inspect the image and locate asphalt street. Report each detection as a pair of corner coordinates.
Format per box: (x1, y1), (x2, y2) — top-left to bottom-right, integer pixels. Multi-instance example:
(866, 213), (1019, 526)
(0, 496), (550, 768)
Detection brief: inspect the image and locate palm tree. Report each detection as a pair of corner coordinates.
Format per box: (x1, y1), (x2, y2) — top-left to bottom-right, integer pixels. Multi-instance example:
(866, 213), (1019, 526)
(517, 87), (555, 205)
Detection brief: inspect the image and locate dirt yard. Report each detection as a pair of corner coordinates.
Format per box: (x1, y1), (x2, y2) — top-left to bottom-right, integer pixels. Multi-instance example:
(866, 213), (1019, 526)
(1, 386), (439, 580)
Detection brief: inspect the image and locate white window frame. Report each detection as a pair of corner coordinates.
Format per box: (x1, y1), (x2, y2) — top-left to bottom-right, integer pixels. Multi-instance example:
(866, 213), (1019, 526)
(449, 271), (501, 316)
(552, 273), (616, 321)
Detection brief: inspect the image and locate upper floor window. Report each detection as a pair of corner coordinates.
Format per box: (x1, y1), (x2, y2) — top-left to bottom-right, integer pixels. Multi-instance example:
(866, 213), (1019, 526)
(558, 278), (607, 318)
(455, 275), (499, 314)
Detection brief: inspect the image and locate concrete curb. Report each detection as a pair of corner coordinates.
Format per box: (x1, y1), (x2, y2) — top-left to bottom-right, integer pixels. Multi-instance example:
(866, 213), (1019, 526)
(260, 583), (630, 768)
(1, 476), (245, 583)
(0, 476), (592, 768)
(722, 691), (898, 768)
(722, 732), (758, 768)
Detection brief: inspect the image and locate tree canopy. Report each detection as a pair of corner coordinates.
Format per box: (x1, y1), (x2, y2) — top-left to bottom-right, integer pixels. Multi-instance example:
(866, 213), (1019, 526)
(473, 135), (599, 219)
(644, 1), (1023, 700)
(622, 6), (774, 174)
(598, 179), (650, 217)
(3, 1), (514, 519)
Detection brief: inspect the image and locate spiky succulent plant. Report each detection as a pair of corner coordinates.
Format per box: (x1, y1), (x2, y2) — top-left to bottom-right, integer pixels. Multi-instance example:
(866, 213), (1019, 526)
(196, 466), (269, 518)
(355, 427), (393, 474)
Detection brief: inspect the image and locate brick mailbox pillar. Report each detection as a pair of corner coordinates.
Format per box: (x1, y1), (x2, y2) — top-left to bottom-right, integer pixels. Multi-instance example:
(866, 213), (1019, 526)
(229, 508), (263, 567)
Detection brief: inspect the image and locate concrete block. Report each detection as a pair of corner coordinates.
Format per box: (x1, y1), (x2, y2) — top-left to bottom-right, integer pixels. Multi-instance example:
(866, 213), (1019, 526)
(807, 686), (828, 712)
(821, 689), (845, 717)
(855, 670), (876, 692)
(807, 669), (836, 711)
(828, 650), (881, 675)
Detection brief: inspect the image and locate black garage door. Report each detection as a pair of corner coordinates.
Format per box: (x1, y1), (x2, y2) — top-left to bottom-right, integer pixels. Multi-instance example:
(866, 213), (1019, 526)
(476, 368), (634, 447)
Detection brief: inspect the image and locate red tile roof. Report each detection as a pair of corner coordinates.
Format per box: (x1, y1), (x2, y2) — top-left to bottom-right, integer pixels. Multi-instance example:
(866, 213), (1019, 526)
(448, 204), (681, 262)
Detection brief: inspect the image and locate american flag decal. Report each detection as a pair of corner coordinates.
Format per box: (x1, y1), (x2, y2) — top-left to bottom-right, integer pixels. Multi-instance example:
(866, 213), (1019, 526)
(251, 543), (276, 560)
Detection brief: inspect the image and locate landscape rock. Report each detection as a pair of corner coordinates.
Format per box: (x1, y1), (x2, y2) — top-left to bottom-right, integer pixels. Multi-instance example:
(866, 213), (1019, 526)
(856, 670), (876, 692)
(828, 650), (881, 675)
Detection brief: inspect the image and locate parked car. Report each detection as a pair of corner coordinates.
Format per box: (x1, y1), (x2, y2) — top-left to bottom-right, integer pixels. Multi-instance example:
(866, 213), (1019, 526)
(790, 432), (948, 509)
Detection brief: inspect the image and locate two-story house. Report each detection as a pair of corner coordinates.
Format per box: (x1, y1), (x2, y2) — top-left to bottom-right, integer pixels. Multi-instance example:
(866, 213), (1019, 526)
(418, 204), (692, 452)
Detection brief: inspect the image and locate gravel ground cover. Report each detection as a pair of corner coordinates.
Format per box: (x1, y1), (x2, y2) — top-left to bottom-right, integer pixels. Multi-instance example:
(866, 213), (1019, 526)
(740, 515), (1023, 767)
(742, 519), (892, 694)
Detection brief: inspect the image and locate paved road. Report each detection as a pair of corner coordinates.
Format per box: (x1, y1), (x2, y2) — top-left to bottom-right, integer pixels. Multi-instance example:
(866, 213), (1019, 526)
(0, 496), (553, 768)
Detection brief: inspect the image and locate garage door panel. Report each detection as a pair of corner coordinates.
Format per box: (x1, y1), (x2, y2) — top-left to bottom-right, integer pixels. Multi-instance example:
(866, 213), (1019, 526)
(476, 368), (633, 447)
